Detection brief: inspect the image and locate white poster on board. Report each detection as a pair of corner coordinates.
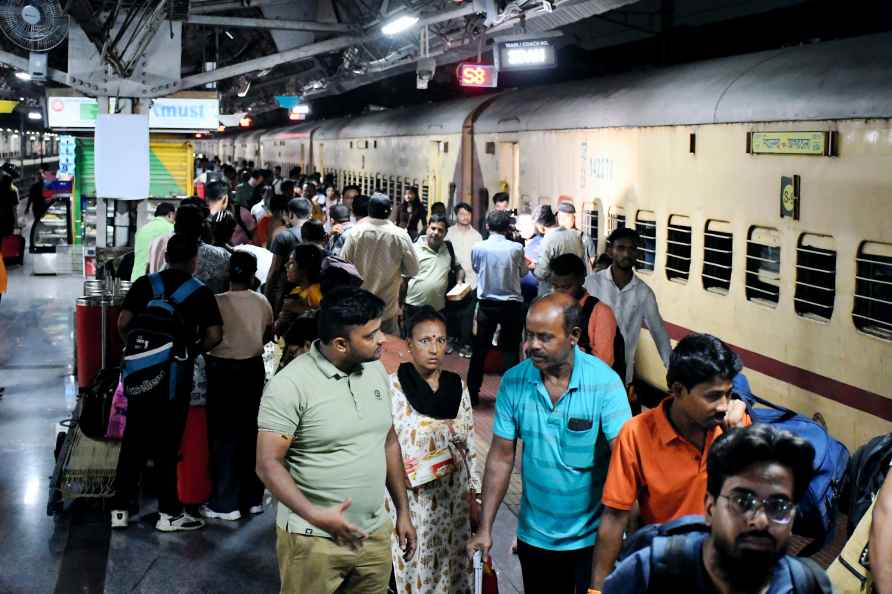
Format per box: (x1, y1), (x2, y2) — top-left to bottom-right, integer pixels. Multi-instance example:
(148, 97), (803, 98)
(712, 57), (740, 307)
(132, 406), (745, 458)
(95, 114), (150, 200)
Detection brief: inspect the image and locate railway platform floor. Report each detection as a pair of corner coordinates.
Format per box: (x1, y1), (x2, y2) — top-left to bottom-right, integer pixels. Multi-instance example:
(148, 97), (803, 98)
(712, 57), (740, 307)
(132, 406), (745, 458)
(0, 262), (525, 593)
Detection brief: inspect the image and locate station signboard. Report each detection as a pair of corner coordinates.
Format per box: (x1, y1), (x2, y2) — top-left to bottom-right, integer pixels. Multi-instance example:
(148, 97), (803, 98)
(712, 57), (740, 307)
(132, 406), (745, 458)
(458, 63), (498, 88)
(47, 96), (220, 130)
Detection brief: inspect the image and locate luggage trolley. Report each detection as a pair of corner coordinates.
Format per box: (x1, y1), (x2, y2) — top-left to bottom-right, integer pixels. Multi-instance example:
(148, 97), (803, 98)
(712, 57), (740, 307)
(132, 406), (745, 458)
(48, 279), (126, 516)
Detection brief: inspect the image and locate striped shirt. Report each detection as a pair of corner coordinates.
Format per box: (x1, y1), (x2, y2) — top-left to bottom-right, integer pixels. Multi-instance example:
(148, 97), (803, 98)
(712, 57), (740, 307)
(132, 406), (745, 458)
(492, 347), (631, 550)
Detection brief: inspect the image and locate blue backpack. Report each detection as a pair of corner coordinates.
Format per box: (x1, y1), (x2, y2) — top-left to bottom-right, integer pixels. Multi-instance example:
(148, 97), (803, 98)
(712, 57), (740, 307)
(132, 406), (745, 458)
(614, 515), (832, 593)
(732, 374), (849, 555)
(122, 273), (203, 402)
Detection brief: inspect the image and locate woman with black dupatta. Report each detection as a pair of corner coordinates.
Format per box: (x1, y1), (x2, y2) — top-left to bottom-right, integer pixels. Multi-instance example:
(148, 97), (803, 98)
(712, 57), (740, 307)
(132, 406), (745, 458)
(386, 306), (481, 594)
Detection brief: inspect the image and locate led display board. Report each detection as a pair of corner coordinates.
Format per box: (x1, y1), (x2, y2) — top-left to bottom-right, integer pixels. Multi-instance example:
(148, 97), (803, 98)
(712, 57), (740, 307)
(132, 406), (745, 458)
(458, 63), (498, 88)
(496, 37), (557, 71)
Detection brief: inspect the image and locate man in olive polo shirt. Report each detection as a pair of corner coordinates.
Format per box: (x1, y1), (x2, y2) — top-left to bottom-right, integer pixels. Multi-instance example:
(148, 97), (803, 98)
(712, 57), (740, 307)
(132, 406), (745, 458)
(399, 213), (462, 334)
(256, 287), (417, 594)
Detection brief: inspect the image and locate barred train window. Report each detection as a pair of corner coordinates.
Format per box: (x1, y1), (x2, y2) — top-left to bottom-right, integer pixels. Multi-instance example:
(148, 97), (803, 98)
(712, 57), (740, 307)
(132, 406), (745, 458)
(794, 234), (837, 322)
(420, 183), (430, 211)
(745, 226), (781, 307)
(666, 215), (692, 283)
(608, 206), (625, 233)
(854, 241), (892, 341)
(582, 204), (600, 255)
(635, 210), (657, 273)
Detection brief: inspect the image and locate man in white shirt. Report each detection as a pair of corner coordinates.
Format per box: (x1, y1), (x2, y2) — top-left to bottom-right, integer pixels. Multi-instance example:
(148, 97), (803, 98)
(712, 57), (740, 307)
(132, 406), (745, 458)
(341, 194), (418, 335)
(584, 227), (672, 389)
(445, 202), (482, 357)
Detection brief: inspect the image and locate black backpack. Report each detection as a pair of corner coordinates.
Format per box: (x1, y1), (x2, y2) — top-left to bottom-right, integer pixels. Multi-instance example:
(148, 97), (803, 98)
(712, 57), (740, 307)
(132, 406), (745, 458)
(122, 273), (202, 403)
(617, 515), (832, 594)
(840, 432), (892, 536)
(576, 294), (626, 379)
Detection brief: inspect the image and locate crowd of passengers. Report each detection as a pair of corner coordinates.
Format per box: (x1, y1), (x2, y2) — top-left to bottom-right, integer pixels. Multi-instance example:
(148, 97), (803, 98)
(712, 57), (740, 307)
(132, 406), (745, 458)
(110, 156), (891, 594)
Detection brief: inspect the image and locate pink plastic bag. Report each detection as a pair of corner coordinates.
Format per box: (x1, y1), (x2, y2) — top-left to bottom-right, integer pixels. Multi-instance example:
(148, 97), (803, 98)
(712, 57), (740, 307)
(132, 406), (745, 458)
(105, 380), (128, 440)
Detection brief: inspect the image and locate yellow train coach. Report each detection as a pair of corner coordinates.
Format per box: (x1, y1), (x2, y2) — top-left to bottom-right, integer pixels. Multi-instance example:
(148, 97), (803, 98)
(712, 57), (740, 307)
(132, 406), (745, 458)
(202, 32), (892, 450)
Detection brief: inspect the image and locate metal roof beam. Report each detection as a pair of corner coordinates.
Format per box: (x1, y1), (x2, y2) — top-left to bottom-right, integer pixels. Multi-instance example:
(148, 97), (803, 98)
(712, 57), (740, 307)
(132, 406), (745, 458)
(186, 15), (353, 33)
(189, 0), (286, 14)
(161, 4), (477, 93)
(0, 50), (85, 91)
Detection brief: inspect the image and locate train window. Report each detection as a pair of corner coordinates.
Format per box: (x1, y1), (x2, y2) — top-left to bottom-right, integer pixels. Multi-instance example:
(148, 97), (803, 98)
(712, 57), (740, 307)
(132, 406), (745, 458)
(486, 142), (496, 155)
(666, 215), (692, 283)
(350, 141), (353, 149)
(421, 183), (430, 211)
(794, 234), (837, 322)
(635, 210), (657, 273)
(745, 226), (781, 308)
(374, 140), (378, 149)
(608, 206), (626, 233)
(853, 241), (892, 341)
(443, 142), (449, 154)
(582, 203), (601, 257)
(703, 220), (733, 294)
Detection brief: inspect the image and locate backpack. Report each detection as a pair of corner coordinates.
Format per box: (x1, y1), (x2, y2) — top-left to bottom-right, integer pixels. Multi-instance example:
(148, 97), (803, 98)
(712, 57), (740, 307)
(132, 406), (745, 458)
(617, 515), (832, 593)
(576, 294), (626, 380)
(840, 432), (892, 535)
(827, 498), (877, 594)
(733, 374), (850, 555)
(121, 273), (203, 403)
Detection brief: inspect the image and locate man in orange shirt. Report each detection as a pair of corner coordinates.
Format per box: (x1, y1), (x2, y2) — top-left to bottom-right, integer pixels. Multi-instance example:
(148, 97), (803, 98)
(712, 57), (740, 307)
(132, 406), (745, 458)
(549, 253), (625, 379)
(591, 333), (750, 590)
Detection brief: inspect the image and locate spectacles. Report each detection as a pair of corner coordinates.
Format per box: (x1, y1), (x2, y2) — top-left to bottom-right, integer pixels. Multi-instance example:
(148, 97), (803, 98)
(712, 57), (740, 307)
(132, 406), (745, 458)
(718, 492), (796, 525)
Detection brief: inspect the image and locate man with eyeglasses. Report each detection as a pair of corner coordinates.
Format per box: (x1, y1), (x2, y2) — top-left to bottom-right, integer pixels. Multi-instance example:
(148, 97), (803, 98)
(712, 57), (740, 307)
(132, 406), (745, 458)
(591, 333), (750, 591)
(601, 424), (833, 593)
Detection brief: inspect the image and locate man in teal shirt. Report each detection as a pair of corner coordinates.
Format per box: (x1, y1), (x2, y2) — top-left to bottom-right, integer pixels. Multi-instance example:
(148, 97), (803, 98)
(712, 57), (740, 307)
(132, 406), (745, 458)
(130, 203), (175, 281)
(468, 292), (631, 594)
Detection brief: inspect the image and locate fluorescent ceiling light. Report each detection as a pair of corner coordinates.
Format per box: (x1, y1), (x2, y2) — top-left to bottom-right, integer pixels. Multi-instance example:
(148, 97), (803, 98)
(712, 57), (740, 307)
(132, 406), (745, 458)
(27, 111), (41, 120)
(381, 15), (419, 36)
(224, 30), (234, 40)
(15, 71), (31, 81)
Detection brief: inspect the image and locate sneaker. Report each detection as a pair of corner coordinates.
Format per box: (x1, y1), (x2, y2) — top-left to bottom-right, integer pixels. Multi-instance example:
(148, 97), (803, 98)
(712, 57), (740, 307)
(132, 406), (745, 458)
(248, 505), (264, 515)
(110, 510), (129, 529)
(156, 512), (205, 532)
(199, 505), (241, 521)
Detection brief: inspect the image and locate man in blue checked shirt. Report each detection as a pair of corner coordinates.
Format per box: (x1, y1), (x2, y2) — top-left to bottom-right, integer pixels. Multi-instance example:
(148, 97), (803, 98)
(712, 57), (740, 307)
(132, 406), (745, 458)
(468, 292), (631, 594)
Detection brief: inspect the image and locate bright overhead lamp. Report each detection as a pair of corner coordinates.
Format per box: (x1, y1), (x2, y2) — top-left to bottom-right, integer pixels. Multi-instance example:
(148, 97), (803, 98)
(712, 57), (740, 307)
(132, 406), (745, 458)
(381, 14), (419, 36)
(224, 30), (234, 40)
(15, 71), (31, 81)
(27, 111), (41, 120)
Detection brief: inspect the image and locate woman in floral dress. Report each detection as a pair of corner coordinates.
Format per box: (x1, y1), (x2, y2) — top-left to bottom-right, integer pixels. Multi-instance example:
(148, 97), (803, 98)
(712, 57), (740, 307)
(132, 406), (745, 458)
(386, 306), (481, 594)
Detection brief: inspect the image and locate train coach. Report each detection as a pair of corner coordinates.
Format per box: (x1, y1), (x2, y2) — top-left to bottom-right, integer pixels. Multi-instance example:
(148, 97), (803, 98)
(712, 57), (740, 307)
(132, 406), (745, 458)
(200, 32), (892, 450)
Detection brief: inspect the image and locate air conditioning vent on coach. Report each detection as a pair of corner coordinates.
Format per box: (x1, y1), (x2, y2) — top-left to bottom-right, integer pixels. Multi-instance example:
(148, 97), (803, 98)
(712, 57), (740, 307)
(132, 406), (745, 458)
(854, 241), (892, 341)
(666, 214), (692, 283)
(794, 234), (837, 322)
(746, 226), (781, 308)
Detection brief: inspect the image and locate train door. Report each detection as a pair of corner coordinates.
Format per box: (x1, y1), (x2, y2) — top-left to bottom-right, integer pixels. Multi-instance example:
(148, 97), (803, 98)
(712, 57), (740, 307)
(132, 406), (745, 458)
(497, 141), (520, 208)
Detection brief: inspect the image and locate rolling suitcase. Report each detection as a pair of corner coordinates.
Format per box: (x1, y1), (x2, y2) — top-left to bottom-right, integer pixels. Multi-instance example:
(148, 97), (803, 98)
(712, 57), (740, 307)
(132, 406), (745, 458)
(2, 233), (25, 266)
